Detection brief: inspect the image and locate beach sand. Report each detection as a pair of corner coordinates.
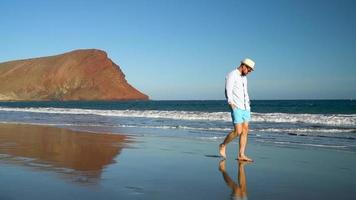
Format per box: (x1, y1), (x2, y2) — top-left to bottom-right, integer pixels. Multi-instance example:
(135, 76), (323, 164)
(0, 123), (355, 200)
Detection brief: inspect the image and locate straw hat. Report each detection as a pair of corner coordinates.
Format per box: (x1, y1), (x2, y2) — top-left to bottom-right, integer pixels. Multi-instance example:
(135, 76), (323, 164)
(241, 58), (255, 70)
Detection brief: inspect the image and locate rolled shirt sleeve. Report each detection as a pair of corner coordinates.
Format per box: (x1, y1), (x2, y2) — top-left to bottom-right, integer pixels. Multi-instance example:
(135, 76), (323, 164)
(225, 70), (236, 106)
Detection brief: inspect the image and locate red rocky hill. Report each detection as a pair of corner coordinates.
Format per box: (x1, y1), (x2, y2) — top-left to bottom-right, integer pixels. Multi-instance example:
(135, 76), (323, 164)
(0, 49), (148, 101)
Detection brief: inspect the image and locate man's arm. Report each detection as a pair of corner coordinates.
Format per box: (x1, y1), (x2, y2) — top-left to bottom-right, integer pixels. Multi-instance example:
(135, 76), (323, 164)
(225, 72), (236, 109)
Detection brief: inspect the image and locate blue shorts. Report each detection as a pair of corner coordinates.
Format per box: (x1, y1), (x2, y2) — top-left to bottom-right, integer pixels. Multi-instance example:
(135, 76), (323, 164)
(231, 108), (251, 124)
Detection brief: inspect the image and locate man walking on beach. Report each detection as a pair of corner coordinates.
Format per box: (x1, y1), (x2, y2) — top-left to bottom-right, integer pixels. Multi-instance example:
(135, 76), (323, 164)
(219, 58), (255, 161)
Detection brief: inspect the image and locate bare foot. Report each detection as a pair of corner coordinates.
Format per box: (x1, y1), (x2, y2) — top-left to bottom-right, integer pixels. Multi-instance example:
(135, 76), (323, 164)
(237, 155), (253, 162)
(219, 144), (226, 159)
(219, 159), (226, 172)
(237, 160), (251, 166)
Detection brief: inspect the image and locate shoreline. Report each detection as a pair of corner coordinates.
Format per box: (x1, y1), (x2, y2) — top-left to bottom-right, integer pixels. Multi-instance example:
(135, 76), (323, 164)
(1, 121), (355, 153)
(0, 123), (355, 199)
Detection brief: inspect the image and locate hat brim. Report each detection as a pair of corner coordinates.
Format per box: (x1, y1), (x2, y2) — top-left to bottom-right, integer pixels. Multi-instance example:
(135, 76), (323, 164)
(243, 63), (254, 71)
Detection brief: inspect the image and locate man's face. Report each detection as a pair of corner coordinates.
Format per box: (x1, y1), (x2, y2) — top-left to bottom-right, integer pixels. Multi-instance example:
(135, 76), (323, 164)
(241, 65), (253, 76)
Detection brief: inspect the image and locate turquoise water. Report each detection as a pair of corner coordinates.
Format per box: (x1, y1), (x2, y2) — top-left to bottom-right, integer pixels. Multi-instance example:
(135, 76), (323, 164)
(0, 100), (355, 151)
(0, 100), (355, 113)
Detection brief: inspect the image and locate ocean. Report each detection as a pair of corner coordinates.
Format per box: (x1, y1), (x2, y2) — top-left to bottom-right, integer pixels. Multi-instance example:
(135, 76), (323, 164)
(0, 100), (355, 152)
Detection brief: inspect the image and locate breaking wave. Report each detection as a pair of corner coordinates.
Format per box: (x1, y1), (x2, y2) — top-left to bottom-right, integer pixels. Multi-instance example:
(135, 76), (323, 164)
(0, 107), (355, 127)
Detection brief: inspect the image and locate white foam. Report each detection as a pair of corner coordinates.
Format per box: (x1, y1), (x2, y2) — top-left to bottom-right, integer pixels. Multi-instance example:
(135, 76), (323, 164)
(0, 107), (355, 127)
(257, 128), (356, 133)
(1, 120), (355, 137)
(256, 140), (348, 149)
(273, 141), (348, 148)
(252, 112), (356, 127)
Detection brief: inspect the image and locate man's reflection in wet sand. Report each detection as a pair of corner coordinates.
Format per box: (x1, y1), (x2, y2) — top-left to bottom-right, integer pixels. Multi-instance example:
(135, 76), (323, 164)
(0, 124), (130, 184)
(219, 160), (249, 200)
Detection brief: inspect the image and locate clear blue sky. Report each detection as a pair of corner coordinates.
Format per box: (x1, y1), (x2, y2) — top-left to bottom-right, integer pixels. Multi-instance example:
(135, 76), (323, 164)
(1, 0), (355, 100)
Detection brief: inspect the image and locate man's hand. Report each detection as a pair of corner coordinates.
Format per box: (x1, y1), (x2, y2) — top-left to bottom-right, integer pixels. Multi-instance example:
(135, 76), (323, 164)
(229, 103), (237, 110)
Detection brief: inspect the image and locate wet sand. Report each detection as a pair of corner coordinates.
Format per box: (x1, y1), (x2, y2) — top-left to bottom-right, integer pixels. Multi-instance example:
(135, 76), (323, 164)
(0, 123), (355, 200)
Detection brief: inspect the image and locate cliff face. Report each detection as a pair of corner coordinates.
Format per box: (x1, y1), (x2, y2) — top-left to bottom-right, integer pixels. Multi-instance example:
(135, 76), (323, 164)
(0, 49), (148, 101)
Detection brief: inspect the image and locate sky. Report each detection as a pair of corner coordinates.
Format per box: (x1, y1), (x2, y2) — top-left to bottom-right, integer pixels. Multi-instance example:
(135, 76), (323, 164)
(1, 0), (356, 100)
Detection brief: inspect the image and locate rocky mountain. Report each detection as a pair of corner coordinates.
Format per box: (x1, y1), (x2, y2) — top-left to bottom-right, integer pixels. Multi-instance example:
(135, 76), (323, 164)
(0, 49), (148, 101)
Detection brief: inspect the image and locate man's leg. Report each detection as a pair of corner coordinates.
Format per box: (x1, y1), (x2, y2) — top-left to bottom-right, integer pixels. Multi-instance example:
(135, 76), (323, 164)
(219, 124), (242, 158)
(238, 122), (253, 162)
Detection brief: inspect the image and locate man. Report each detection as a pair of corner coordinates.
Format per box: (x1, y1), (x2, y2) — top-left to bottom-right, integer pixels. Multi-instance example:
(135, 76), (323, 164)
(219, 58), (255, 161)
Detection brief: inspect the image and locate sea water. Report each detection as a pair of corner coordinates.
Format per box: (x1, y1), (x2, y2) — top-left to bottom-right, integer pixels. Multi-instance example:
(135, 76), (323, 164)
(0, 100), (355, 151)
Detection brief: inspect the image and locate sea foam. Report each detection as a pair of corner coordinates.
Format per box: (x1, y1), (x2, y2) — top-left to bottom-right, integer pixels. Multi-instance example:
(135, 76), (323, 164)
(0, 107), (355, 127)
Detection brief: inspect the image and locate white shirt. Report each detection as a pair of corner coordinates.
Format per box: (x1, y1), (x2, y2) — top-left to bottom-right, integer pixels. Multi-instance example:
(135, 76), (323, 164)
(225, 69), (250, 111)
